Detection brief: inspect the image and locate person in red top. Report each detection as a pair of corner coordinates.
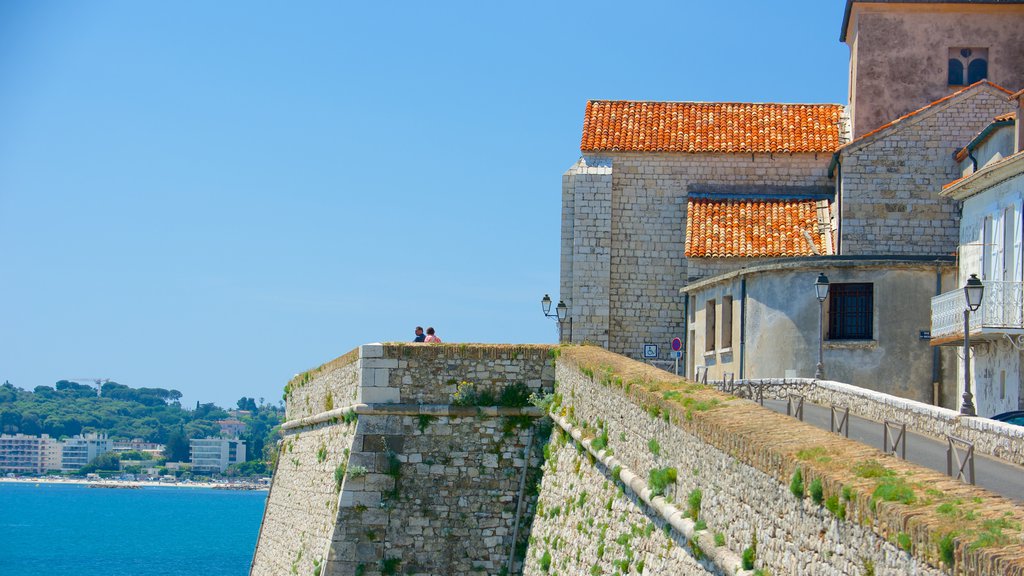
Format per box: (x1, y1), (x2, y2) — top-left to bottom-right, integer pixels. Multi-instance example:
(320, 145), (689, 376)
(423, 327), (441, 343)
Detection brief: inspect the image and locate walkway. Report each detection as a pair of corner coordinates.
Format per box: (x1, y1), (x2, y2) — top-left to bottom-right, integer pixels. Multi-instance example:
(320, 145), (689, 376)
(761, 398), (1024, 503)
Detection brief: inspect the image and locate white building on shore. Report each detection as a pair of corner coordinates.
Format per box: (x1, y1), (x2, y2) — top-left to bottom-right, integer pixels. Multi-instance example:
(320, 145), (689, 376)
(0, 434), (62, 474)
(190, 438), (245, 473)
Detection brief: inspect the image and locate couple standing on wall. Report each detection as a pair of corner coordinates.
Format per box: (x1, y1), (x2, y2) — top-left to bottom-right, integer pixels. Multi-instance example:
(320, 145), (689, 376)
(413, 326), (441, 343)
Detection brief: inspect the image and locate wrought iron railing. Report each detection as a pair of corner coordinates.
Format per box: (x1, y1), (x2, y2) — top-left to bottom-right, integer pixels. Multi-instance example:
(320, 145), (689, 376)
(930, 281), (1024, 340)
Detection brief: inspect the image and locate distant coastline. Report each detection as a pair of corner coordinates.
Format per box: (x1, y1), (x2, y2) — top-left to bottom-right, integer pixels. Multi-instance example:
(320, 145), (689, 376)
(0, 476), (268, 491)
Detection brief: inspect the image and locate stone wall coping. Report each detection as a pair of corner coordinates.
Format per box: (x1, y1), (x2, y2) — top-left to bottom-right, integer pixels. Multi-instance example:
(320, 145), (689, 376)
(281, 403), (546, 431)
(550, 411), (753, 576)
(727, 376), (1024, 464)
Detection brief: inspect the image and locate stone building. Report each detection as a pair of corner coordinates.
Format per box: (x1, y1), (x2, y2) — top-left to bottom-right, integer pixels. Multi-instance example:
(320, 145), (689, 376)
(559, 0), (1022, 394)
(841, 0), (1024, 138)
(932, 90), (1024, 416)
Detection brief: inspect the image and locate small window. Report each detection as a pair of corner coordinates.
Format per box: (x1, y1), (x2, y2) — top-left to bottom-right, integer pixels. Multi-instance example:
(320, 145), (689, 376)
(827, 283), (873, 340)
(705, 299), (716, 352)
(721, 295), (733, 349)
(948, 47), (988, 86)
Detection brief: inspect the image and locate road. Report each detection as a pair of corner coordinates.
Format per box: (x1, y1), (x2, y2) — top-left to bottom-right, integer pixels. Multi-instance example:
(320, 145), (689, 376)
(761, 398), (1024, 503)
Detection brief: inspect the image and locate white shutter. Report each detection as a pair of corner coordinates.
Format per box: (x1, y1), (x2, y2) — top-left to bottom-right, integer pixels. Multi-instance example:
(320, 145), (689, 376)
(1015, 200), (1023, 283)
(982, 215), (993, 280)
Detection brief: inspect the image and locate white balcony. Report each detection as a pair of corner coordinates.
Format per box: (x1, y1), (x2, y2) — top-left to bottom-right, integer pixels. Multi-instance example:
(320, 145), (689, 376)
(930, 281), (1024, 345)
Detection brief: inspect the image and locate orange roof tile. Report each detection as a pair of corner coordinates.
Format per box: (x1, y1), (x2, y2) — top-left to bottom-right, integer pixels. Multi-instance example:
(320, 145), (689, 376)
(580, 101), (843, 154)
(684, 197), (826, 258)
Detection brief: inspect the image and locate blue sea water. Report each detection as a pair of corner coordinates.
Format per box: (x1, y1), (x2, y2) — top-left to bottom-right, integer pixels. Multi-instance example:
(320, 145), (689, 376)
(0, 483), (266, 576)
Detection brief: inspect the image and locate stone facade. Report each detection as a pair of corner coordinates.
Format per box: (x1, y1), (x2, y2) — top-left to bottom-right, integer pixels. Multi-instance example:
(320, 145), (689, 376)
(837, 84), (1016, 257)
(561, 151), (833, 362)
(843, 2), (1024, 138)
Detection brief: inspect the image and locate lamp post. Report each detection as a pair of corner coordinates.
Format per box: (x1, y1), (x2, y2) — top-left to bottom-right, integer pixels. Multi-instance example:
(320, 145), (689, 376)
(541, 294), (572, 343)
(961, 274), (985, 416)
(814, 273), (830, 379)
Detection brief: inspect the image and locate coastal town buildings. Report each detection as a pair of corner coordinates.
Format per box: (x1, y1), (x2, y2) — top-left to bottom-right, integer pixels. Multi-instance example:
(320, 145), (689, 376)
(189, 438), (245, 473)
(60, 433), (112, 472)
(0, 434), (62, 474)
(931, 91), (1024, 415)
(559, 0), (1022, 409)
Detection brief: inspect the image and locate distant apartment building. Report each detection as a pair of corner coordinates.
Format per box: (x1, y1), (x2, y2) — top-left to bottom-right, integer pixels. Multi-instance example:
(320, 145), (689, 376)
(111, 439), (165, 455)
(61, 433), (112, 472)
(0, 434), (62, 474)
(190, 438), (245, 473)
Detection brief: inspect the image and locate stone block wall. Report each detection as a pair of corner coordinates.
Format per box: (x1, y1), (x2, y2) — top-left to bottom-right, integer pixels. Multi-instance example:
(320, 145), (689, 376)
(839, 86), (1015, 256)
(286, 350), (360, 421)
(523, 346), (1024, 576)
(253, 343), (557, 576)
(562, 150), (833, 364)
(251, 418), (359, 576)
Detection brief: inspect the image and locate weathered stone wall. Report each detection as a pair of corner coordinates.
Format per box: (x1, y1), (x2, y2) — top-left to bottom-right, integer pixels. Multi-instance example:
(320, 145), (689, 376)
(251, 418), (358, 576)
(253, 343), (556, 576)
(846, 4), (1024, 138)
(523, 347), (1024, 576)
(561, 151), (833, 363)
(286, 350), (360, 421)
(839, 86), (1015, 257)
(562, 158), (613, 348)
(327, 409), (544, 575)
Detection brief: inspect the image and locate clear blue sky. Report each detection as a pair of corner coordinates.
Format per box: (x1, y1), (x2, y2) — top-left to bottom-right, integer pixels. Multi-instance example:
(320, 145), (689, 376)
(0, 1), (849, 408)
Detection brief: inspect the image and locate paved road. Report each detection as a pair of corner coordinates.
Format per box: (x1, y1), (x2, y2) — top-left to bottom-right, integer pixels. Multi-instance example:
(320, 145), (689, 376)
(761, 398), (1024, 503)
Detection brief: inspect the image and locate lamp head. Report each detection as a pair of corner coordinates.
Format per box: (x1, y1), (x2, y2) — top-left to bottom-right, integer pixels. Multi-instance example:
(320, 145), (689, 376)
(556, 300), (568, 321)
(541, 294), (552, 315)
(814, 273), (830, 302)
(964, 274), (984, 312)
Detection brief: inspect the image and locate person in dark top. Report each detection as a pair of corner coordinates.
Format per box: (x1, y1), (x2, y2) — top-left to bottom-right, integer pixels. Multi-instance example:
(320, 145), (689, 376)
(413, 326), (426, 342)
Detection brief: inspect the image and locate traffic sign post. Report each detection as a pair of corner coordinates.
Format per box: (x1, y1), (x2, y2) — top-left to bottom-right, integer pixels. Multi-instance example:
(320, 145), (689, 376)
(671, 337), (682, 375)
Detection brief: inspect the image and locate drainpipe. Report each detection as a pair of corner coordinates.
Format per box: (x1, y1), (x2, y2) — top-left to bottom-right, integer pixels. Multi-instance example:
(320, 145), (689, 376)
(739, 278), (747, 379)
(828, 152), (843, 255)
(968, 150), (979, 173)
(933, 267), (942, 405)
(682, 295), (689, 377)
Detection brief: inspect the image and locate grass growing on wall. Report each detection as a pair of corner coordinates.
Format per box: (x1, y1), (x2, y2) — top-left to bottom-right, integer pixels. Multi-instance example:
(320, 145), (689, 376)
(556, 344), (1024, 574)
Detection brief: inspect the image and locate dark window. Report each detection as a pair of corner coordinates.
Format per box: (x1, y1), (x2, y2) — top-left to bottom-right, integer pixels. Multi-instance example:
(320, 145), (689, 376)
(967, 58), (988, 84)
(948, 59), (964, 85)
(828, 283), (873, 340)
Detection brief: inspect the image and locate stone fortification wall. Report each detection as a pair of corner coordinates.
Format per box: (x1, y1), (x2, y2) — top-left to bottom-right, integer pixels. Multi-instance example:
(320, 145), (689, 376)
(326, 407), (544, 575)
(251, 417), (359, 576)
(523, 346), (1024, 576)
(253, 343), (557, 576)
(722, 376), (1024, 467)
(285, 349), (360, 421)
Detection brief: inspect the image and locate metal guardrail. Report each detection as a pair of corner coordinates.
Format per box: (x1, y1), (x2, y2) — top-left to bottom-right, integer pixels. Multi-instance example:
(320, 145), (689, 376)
(946, 435), (976, 485)
(786, 395), (804, 421)
(830, 405), (850, 438)
(883, 420), (906, 459)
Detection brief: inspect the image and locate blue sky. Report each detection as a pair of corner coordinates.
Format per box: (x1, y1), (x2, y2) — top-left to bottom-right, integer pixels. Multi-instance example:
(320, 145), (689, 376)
(0, 1), (849, 408)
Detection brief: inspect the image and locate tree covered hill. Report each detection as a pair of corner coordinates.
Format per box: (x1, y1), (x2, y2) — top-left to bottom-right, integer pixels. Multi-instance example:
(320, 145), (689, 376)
(0, 380), (282, 462)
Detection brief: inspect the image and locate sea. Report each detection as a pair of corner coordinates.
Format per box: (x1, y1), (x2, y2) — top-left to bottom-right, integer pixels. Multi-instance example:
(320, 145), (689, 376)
(0, 482), (267, 576)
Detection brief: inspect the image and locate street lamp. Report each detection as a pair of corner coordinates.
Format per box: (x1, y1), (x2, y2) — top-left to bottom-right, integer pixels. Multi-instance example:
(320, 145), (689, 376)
(960, 274), (985, 416)
(814, 273), (830, 379)
(541, 294), (572, 342)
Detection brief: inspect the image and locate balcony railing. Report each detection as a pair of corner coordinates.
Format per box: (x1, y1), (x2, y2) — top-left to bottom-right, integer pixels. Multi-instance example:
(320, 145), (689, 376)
(931, 281), (1024, 343)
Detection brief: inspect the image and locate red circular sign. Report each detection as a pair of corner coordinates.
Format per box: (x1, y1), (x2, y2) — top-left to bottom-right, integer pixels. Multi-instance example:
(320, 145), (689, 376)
(671, 337), (682, 352)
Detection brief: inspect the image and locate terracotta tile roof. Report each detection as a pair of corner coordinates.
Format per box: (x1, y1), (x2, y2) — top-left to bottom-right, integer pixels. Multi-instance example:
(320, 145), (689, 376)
(995, 112), (1016, 122)
(580, 101), (843, 154)
(684, 197), (826, 258)
(845, 81), (1013, 148)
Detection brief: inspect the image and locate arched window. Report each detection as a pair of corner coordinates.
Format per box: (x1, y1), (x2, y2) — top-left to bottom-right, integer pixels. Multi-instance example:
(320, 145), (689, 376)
(948, 59), (964, 85)
(967, 58), (988, 84)
(948, 47), (989, 86)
